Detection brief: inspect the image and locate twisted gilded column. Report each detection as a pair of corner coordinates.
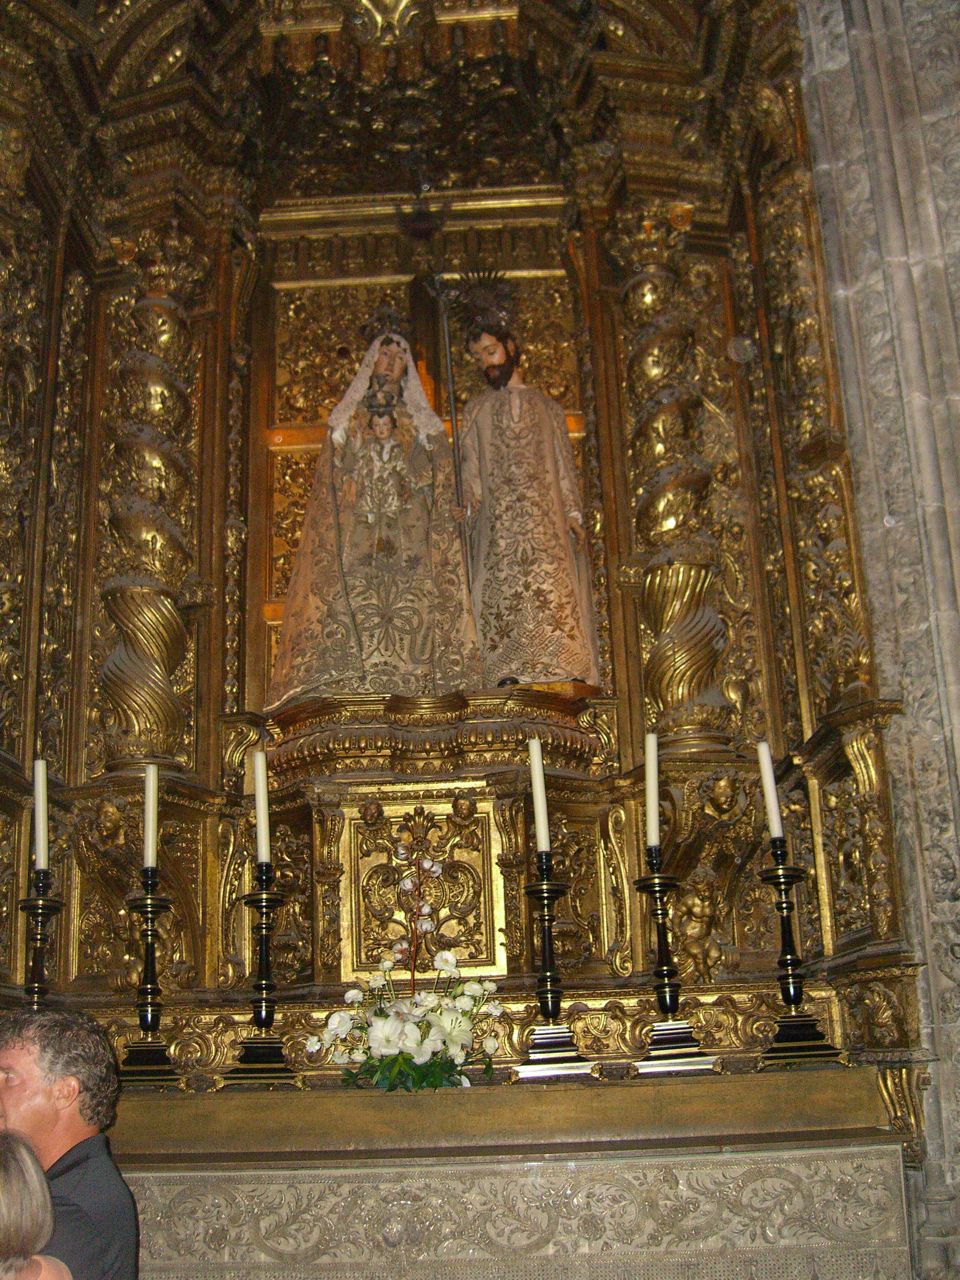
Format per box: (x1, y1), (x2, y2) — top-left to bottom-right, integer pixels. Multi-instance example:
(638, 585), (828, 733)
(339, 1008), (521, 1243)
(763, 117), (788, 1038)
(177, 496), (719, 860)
(100, 227), (207, 769)
(607, 204), (732, 754)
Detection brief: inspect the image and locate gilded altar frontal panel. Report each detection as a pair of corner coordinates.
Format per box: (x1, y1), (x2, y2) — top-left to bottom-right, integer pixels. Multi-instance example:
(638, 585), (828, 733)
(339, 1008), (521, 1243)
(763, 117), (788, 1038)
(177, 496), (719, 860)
(339, 787), (507, 981)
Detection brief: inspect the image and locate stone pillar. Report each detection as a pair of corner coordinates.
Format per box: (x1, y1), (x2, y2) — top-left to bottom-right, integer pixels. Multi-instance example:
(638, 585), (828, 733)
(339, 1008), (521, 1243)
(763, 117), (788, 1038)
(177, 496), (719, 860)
(799, 1), (960, 1270)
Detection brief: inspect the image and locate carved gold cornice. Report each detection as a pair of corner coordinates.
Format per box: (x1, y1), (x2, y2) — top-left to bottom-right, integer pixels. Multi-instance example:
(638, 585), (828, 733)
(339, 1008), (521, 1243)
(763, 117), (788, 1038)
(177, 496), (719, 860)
(268, 691), (614, 783)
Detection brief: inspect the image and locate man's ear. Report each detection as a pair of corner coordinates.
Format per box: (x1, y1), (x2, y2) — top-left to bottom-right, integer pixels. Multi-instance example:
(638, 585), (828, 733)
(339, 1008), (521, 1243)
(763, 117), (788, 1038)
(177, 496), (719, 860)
(51, 1073), (81, 1113)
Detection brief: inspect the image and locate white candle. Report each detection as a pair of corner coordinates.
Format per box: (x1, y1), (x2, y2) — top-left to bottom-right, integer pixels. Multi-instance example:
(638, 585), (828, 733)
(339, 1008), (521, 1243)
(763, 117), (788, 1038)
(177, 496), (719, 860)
(644, 733), (660, 848)
(143, 764), (159, 869)
(527, 737), (550, 852)
(253, 750), (271, 863)
(32, 759), (48, 872)
(756, 740), (784, 839)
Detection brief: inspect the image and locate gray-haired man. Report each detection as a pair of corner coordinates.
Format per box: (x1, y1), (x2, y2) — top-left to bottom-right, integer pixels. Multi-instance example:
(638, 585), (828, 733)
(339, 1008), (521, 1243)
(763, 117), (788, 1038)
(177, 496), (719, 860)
(0, 1008), (137, 1280)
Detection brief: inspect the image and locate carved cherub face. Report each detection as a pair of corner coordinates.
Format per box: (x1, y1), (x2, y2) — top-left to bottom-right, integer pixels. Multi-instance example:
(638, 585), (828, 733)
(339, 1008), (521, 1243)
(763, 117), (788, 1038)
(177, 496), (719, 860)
(96, 799), (124, 842)
(360, 800), (384, 826)
(451, 795), (476, 822)
(708, 775), (737, 816)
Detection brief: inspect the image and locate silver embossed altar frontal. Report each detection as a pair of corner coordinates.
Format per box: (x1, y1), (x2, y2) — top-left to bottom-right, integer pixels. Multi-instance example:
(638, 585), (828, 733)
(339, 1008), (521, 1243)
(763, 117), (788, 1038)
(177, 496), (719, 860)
(130, 1142), (910, 1279)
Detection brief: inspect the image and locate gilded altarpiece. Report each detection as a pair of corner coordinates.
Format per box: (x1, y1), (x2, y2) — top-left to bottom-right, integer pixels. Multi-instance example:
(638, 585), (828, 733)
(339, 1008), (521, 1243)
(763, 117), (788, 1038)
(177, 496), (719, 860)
(0, 1), (926, 1197)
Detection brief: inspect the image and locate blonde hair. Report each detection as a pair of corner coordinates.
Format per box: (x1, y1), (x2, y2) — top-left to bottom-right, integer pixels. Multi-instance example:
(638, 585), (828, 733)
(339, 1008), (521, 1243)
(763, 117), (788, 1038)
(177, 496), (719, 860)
(0, 1130), (53, 1277)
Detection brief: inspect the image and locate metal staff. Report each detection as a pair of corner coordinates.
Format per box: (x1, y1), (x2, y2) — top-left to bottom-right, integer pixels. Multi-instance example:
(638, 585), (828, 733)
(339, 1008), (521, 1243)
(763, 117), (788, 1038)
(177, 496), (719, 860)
(428, 271), (472, 593)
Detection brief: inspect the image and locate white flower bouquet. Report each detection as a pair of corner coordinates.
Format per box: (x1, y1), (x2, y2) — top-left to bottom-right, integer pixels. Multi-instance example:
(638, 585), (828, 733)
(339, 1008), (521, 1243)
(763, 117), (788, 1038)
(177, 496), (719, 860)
(319, 946), (503, 1092)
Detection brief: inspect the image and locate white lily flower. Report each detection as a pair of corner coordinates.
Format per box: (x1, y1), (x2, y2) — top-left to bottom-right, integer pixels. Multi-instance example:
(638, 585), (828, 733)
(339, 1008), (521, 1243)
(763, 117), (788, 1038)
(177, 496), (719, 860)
(367, 1012), (406, 1058)
(463, 980), (484, 997)
(485, 1001), (503, 1017)
(305, 1035), (322, 1054)
(344, 987), (364, 1004)
(326, 1009), (354, 1037)
(433, 950), (458, 974)
(369, 972), (387, 991)
(459, 1074), (471, 1086)
(482, 980), (497, 993)
(452, 1048), (467, 1065)
(455, 995), (474, 1012)
(482, 1034), (499, 1056)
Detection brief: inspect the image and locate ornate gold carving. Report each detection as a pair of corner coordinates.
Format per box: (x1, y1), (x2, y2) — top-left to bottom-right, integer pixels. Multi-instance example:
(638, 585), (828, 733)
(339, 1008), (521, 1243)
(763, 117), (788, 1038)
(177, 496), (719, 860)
(351, 795), (496, 971)
(274, 284), (408, 427)
(269, 690), (607, 780)
(493, 794), (526, 969)
(71, 795), (197, 993)
(271, 821), (314, 983)
(546, 810), (632, 979)
(0, 214), (47, 758)
(260, 47), (555, 198)
(270, 449), (318, 600)
(608, 203), (734, 751)
(217, 810), (250, 991)
(38, 272), (90, 775)
(312, 798), (345, 978)
(97, 225), (207, 768)
(223, 324), (251, 718)
(877, 1065), (929, 1169)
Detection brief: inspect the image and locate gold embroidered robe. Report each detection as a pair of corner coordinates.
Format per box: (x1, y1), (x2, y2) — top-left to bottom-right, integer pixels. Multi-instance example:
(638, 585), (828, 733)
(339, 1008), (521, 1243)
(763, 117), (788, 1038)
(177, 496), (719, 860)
(460, 384), (600, 687)
(267, 410), (482, 708)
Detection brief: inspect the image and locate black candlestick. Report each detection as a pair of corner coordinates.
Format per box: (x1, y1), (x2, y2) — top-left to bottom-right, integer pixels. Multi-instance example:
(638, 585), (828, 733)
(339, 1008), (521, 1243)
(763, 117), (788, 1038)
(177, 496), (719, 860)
(122, 865), (178, 1082)
(128, 866), (171, 1034)
(514, 846), (594, 1080)
(633, 845), (715, 1073)
(19, 868), (62, 1010)
(758, 835), (843, 1067)
(229, 859), (293, 1081)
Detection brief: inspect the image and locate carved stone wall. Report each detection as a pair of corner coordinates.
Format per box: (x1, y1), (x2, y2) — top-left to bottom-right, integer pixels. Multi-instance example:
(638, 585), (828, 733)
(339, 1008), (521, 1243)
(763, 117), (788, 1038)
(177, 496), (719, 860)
(129, 1142), (910, 1280)
(799, 0), (960, 1271)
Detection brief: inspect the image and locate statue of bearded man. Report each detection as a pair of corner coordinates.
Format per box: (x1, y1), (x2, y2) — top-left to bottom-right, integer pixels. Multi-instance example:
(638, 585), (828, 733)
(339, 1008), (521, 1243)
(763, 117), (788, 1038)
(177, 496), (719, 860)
(460, 323), (601, 688)
(267, 332), (482, 709)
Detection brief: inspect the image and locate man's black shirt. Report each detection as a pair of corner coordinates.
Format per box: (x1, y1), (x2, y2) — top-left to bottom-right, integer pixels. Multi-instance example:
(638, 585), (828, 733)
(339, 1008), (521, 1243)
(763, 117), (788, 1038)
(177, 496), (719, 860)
(46, 1134), (138, 1280)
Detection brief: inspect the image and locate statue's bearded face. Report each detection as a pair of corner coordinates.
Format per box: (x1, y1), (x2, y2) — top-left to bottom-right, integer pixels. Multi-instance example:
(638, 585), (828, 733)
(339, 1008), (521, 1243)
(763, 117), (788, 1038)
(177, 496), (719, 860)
(469, 333), (517, 390)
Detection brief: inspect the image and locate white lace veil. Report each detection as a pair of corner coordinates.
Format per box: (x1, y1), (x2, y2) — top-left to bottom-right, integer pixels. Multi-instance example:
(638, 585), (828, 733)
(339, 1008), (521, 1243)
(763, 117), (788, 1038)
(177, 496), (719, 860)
(327, 332), (445, 446)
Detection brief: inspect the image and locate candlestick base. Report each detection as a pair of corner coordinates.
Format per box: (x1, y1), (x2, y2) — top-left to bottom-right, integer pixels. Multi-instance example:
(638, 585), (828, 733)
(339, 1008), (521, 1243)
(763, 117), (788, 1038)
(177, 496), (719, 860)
(121, 1037), (179, 1085)
(632, 1020), (718, 1075)
(758, 1012), (846, 1070)
(225, 1030), (297, 1085)
(512, 1023), (598, 1081)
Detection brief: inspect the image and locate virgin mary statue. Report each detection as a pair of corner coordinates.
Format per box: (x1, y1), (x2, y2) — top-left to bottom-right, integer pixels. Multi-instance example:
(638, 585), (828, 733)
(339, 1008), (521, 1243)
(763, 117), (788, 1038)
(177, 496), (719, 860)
(266, 332), (482, 710)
